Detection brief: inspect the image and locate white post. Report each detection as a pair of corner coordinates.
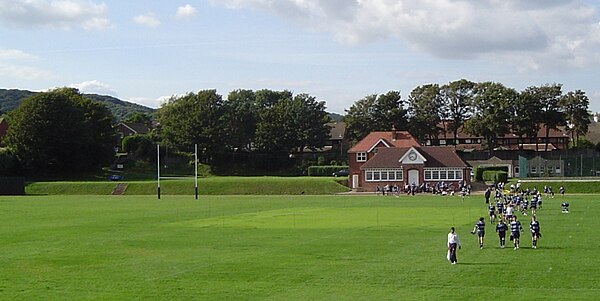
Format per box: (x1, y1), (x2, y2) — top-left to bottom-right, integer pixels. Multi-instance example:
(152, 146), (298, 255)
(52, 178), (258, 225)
(195, 144), (198, 199)
(157, 144), (161, 199)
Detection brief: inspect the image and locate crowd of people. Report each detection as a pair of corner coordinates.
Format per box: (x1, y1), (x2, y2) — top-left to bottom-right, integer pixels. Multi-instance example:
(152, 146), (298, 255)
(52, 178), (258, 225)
(376, 180), (472, 197)
(447, 182), (567, 264)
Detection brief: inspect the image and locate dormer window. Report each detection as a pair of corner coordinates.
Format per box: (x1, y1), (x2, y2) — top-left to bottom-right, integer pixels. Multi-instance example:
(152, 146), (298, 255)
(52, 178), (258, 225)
(357, 152), (367, 162)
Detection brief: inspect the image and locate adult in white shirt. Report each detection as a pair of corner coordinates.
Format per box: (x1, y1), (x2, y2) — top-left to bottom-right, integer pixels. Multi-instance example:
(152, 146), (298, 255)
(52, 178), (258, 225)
(447, 227), (462, 264)
(505, 204), (514, 221)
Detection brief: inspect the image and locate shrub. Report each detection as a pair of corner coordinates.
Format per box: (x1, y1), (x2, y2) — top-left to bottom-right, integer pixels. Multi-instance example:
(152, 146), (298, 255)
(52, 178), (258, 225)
(482, 170), (508, 183)
(476, 166), (509, 181)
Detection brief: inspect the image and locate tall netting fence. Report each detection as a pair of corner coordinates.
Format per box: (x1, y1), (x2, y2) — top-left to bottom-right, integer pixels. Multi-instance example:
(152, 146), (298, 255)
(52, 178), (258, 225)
(519, 149), (600, 178)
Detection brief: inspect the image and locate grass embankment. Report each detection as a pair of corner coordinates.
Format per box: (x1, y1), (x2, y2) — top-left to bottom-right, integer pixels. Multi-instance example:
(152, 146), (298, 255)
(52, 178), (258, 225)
(1, 194), (597, 299)
(513, 179), (600, 194)
(25, 177), (350, 195)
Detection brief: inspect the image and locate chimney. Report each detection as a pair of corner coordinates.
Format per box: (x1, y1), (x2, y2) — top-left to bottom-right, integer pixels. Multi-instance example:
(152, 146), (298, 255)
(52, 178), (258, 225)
(391, 125), (397, 141)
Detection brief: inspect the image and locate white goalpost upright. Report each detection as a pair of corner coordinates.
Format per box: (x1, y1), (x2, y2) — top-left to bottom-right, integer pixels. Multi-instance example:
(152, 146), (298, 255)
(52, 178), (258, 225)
(156, 143), (198, 200)
(195, 144), (198, 200)
(157, 143), (161, 199)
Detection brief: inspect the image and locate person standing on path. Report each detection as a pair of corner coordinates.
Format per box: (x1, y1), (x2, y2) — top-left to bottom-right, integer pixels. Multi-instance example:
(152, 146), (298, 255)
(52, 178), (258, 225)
(447, 227), (462, 264)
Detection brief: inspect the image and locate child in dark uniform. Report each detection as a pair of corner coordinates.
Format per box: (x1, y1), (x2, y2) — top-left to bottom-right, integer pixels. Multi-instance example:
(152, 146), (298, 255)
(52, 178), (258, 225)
(496, 219), (508, 248)
(471, 217), (486, 249)
(530, 215), (541, 249)
(510, 216), (523, 250)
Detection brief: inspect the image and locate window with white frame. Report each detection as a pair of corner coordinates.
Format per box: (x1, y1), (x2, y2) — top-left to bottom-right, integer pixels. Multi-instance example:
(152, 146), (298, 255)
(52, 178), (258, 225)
(365, 169), (403, 182)
(531, 167), (537, 174)
(439, 139), (446, 145)
(424, 168), (464, 181)
(357, 152), (367, 162)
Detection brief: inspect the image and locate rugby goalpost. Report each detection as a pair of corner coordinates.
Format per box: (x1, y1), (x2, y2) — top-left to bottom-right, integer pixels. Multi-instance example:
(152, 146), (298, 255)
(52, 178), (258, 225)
(157, 144), (198, 200)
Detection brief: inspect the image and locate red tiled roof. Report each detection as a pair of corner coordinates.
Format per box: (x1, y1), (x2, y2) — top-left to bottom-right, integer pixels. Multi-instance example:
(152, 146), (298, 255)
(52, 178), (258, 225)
(438, 122), (567, 139)
(328, 122), (346, 141)
(360, 147), (469, 169)
(349, 131), (419, 152)
(119, 122), (151, 135)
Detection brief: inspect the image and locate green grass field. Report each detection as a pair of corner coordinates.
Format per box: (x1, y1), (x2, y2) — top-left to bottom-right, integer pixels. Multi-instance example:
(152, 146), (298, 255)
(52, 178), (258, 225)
(1, 194), (598, 300)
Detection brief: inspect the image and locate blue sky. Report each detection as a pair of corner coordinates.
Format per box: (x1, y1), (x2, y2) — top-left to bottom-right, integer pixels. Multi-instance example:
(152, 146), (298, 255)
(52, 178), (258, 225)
(1, 0), (600, 114)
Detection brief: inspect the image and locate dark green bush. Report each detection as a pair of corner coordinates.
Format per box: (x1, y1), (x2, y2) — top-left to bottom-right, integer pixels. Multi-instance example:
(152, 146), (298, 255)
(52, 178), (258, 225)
(476, 166), (509, 181)
(482, 170), (508, 183)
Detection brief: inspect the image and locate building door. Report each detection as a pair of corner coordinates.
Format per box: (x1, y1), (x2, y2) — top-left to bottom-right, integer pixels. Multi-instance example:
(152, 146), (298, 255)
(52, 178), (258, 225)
(408, 169), (419, 186)
(352, 174), (359, 189)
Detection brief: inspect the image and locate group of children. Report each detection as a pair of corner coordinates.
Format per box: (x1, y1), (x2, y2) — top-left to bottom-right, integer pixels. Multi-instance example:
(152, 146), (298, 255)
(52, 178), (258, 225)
(471, 184), (561, 250)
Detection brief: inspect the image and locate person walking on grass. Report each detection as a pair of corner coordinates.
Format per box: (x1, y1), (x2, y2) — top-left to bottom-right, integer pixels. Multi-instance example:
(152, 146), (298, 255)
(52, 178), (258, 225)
(496, 219), (508, 248)
(530, 215), (541, 249)
(471, 217), (486, 249)
(447, 227), (462, 264)
(488, 202), (497, 224)
(530, 195), (539, 216)
(510, 216), (523, 250)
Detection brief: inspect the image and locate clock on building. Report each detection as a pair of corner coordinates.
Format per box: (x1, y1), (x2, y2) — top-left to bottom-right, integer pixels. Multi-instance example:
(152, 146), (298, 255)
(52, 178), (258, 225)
(408, 151), (417, 161)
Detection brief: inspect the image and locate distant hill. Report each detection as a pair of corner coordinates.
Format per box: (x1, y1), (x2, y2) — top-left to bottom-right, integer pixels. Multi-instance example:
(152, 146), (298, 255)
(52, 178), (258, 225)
(1, 88), (345, 123)
(0, 88), (155, 122)
(328, 112), (344, 122)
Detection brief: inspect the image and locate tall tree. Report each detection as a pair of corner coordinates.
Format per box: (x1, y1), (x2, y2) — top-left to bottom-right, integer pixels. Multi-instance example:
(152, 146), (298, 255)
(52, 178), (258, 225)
(560, 90), (591, 147)
(222, 89), (257, 151)
(407, 84), (443, 143)
(157, 90), (225, 163)
(440, 79), (476, 144)
(255, 93), (329, 153)
(464, 82), (516, 151)
(345, 91), (408, 142)
(4, 88), (116, 174)
(255, 89), (292, 109)
(510, 90), (542, 150)
(526, 84), (565, 151)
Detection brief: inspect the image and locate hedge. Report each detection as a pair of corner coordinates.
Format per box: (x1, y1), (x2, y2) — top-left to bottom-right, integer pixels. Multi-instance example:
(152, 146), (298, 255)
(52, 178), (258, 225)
(307, 165), (349, 176)
(476, 166), (509, 181)
(482, 170), (508, 183)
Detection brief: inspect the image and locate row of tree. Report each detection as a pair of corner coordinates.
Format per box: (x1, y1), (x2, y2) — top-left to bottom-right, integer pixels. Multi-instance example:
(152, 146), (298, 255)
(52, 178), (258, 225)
(345, 80), (590, 150)
(0, 81), (592, 176)
(157, 89), (331, 161)
(0, 88), (333, 175)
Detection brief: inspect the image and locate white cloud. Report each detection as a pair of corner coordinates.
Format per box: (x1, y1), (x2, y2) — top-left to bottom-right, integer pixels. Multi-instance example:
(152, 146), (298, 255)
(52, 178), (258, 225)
(134, 12), (161, 28)
(176, 4), (197, 19)
(0, 0), (113, 30)
(69, 80), (118, 97)
(0, 49), (51, 80)
(0, 49), (39, 61)
(212, 0), (600, 70)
